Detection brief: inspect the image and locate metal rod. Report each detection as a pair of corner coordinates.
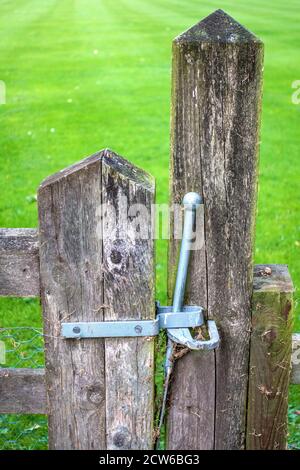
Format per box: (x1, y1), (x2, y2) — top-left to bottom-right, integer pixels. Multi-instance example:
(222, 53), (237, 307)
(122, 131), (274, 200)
(172, 192), (202, 312)
(156, 192), (202, 448)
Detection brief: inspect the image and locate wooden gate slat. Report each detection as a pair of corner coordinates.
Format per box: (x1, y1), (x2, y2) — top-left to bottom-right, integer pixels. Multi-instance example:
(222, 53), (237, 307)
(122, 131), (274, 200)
(38, 152), (106, 449)
(102, 151), (155, 450)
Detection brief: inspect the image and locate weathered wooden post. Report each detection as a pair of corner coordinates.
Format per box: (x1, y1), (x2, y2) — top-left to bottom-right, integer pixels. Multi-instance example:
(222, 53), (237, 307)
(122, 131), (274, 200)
(167, 10), (264, 449)
(38, 149), (155, 449)
(246, 265), (293, 449)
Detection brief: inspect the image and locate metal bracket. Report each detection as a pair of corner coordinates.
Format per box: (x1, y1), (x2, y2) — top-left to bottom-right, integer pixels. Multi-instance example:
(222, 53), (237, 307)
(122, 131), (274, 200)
(159, 303), (220, 351)
(61, 305), (204, 339)
(61, 304), (219, 351)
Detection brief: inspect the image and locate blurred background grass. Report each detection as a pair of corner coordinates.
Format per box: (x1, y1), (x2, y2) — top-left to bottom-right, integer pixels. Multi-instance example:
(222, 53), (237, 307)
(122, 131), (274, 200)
(0, 0), (299, 449)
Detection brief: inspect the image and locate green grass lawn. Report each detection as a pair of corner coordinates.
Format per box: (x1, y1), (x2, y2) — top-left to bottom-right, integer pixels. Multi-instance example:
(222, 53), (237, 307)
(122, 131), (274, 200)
(0, 0), (299, 449)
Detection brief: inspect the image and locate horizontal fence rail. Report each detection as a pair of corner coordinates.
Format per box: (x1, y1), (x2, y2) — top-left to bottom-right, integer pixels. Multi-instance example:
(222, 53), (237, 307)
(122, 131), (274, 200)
(0, 368), (46, 414)
(0, 228), (39, 296)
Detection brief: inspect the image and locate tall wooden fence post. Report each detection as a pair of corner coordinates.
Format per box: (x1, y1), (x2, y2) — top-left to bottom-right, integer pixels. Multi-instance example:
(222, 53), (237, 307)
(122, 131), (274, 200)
(167, 10), (264, 449)
(38, 149), (155, 449)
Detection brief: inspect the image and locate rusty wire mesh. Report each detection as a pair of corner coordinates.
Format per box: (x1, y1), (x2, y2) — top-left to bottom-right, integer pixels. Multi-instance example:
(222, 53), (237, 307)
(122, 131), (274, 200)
(0, 327), (48, 450)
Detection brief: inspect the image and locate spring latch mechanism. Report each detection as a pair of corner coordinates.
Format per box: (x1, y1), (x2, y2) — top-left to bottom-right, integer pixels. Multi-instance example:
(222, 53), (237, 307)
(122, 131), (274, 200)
(156, 192), (220, 447)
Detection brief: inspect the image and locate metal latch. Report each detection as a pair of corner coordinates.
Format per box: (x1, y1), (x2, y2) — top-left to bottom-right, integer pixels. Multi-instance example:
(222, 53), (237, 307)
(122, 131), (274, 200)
(155, 192), (220, 446)
(61, 305), (204, 339)
(61, 192), (220, 351)
(158, 304), (219, 350)
(163, 192), (220, 353)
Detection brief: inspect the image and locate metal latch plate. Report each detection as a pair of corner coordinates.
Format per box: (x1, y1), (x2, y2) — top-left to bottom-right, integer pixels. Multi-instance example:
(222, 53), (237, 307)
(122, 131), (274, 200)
(61, 305), (204, 339)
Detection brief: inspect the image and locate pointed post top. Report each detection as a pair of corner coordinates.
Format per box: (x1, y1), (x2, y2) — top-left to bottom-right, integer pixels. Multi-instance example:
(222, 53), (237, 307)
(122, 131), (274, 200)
(175, 9), (262, 44)
(39, 149), (154, 194)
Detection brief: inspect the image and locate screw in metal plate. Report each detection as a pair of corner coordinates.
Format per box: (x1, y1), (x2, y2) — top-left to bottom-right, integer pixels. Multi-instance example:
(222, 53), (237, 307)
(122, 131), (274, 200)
(73, 326), (81, 334)
(134, 325), (143, 334)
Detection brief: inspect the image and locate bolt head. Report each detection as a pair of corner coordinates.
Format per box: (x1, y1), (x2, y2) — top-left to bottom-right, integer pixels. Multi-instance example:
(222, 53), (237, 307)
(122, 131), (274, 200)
(134, 325), (143, 334)
(73, 326), (81, 334)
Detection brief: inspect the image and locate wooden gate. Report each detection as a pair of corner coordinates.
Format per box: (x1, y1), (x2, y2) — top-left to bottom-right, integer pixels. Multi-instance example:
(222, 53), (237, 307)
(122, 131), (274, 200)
(0, 10), (298, 450)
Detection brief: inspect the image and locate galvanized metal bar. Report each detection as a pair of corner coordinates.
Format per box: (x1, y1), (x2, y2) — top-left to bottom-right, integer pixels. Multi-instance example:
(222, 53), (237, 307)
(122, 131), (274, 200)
(61, 306), (204, 339)
(62, 320), (159, 339)
(172, 192), (202, 312)
(165, 192), (203, 378)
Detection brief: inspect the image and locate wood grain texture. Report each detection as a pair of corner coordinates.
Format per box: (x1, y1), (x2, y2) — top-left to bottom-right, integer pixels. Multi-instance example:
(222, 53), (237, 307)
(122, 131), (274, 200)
(167, 10), (264, 450)
(102, 151), (155, 450)
(38, 149), (155, 450)
(246, 264), (293, 449)
(0, 229), (40, 296)
(291, 333), (300, 385)
(0, 368), (46, 414)
(38, 152), (106, 449)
